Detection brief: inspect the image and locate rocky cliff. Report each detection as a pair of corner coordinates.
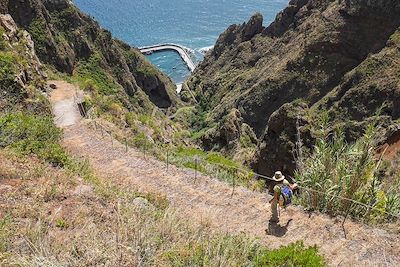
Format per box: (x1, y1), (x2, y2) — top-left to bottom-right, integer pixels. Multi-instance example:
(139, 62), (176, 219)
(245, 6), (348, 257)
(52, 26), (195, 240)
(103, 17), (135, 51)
(0, 13), (49, 114)
(1, 0), (178, 110)
(187, 0), (400, 177)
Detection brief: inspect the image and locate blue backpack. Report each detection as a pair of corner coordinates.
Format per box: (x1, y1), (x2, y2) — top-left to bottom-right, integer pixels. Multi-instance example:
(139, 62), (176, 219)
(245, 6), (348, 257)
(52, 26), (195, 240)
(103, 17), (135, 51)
(280, 185), (293, 208)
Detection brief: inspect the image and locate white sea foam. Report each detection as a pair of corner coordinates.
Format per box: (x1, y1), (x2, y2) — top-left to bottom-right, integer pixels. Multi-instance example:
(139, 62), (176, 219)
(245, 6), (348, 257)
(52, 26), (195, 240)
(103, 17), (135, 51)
(176, 83), (183, 93)
(198, 45), (214, 54)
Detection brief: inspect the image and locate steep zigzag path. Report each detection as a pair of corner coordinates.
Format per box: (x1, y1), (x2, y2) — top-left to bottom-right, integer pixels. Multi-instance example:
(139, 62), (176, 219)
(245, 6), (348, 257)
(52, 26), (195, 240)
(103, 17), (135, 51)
(50, 81), (400, 267)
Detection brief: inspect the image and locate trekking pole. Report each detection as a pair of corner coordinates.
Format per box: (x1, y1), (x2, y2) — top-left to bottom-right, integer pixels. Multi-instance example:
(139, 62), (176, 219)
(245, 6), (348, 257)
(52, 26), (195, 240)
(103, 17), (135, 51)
(194, 158), (198, 183)
(166, 148), (169, 172)
(342, 200), (354, 239)
(125, 137), (128, 153)
(231, 168), (236, 198)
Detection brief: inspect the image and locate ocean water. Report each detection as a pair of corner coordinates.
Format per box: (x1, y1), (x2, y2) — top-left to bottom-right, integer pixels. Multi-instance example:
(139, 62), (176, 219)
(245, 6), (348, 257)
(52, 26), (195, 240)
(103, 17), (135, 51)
(74, 0), (289, 83)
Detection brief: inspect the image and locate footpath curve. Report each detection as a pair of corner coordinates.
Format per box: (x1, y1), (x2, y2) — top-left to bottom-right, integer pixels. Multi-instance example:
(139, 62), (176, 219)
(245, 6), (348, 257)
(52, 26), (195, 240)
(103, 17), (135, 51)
(50, 80), (400, 267)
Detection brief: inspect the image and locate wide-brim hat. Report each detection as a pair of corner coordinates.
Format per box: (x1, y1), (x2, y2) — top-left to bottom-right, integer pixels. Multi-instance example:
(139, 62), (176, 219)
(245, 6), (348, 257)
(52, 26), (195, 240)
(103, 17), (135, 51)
(273, 171), (285, 182)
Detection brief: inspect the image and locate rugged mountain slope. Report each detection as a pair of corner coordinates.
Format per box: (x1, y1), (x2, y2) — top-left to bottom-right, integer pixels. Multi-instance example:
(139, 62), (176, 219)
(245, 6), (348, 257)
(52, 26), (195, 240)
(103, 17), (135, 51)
(1, 0), (178, 110)
(0, 0), (189, 148)
(187, 0), (400, 176)
(0, 11), (328, 267)
(0, 13), (48, 114)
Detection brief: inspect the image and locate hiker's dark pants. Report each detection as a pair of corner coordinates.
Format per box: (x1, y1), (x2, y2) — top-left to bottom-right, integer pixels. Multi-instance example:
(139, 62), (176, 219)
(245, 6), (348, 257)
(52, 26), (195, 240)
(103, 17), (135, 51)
(271, 199), (279, 221)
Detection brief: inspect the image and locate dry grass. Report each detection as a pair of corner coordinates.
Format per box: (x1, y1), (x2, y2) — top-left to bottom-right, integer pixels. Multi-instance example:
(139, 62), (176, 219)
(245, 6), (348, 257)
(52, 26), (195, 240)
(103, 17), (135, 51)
(0, 149), (324, 266)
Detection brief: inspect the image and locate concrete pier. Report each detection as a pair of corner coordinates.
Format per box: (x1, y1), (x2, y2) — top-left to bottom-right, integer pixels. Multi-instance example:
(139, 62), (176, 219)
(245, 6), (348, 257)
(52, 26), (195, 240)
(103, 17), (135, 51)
(139, 43), (196, 72)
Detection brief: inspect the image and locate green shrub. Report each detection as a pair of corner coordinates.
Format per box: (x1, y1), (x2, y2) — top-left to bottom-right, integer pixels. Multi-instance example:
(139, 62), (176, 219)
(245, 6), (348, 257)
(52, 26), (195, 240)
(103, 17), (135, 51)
(239, 133), (253, 148)
(0, 215), (11, 253)
(83, 78), (98, 92)
(189, 97), (210, 133)
(253, 241), (325, 267)
(28, 18), (48, 55)
(132, 132), (152, 150)
(295, 124), (400, 222)
(183, 161), (206, 173)
(175, 146), (206, 158)
(55, 219), (69, 230)
(168, 146), (257, 187)
(173, 147), (239, 170)
(136, 65), (158, 78)
(0, 52), (18, 91)
(0, 112), (68, 166)
(125, 112), (135, 124)
(206, 152), (238, 168)
(0, 26), (6, 50)
(49, 7), (77, 34)
(138, 114), (156, 129)
(73, 53), (120, 95)
(173, 106), (195, 128)
(164, 238), (324, 267)
(190, 127), (208, 141)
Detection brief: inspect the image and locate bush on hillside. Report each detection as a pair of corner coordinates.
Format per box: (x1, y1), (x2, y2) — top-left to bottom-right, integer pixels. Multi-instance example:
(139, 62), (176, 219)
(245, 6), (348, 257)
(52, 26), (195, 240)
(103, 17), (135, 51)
(295, 123), (400, 222)
(253, 241), (325, 267)
(28, 18), (48, 56)
(0, 112), (68, 166)
(74, 53), (120, 95)
(164, 239), (325, 267)
(0, 52), (19, 95)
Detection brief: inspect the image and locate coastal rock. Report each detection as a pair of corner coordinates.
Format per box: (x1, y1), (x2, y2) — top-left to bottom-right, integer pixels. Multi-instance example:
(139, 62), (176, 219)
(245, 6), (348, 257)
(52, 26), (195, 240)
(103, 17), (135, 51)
(242, 13), (263, 41)
(263, 0), (310, 37)
(211, 24), (241, 59)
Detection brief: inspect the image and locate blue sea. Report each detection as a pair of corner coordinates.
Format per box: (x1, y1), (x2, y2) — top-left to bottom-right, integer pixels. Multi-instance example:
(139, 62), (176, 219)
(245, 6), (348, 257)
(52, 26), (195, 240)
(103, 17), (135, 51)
(74, 0), (289, 83)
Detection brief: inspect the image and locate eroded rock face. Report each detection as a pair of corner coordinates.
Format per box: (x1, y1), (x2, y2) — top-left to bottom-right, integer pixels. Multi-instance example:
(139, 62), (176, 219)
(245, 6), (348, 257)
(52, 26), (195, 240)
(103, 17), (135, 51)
(242, 12), (263, 41)
(0, 14), (48, 113)
(0, 13), (16, 36)
(253, 102), (313, 177)
(3, 0), (178, 109)
(134, 71), (172, 108)
(209, 13), (264, 61)
(263, 0), (310, 37)
(188, 0), (400, 177)
(201, 109), (244, 151)
(200, 108), (258, 155)
(0, 14), (45, 81)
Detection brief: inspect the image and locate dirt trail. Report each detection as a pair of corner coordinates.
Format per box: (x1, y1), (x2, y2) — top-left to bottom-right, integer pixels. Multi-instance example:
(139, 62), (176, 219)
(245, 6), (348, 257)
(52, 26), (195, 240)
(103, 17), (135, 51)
(50, 81), (400, 267)
(50, 81), (81, 128)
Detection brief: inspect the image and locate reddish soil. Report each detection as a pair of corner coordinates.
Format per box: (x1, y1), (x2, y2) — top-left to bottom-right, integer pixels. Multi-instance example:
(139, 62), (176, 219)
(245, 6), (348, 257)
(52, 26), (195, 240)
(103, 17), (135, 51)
(378, 130), (400, 160)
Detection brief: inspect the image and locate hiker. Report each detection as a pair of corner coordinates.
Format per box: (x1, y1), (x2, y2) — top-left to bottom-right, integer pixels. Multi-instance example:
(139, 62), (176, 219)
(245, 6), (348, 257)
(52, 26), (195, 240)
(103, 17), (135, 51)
(269, 171), (298, 222)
